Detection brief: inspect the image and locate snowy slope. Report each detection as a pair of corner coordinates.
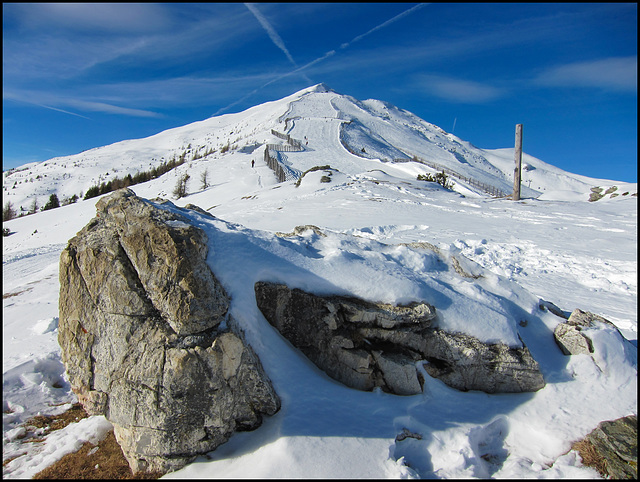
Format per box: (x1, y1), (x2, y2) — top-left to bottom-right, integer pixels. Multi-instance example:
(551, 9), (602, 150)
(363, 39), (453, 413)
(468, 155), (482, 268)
(4, 83), (636, 215)
(2, 84), (637, 479)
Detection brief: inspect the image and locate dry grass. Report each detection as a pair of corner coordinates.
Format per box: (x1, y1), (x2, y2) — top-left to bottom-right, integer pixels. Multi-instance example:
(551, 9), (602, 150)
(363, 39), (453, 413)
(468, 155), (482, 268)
(2, 287), (33, 299)
(572, 439), (608, 477)
(10, 403), (164, 479)
(33, 430), (164, 479)
(25, 403), (88, 436)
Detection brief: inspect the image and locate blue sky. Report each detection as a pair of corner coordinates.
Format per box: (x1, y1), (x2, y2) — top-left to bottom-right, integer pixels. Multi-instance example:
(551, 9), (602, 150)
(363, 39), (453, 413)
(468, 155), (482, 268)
(3, 3), (637, 182)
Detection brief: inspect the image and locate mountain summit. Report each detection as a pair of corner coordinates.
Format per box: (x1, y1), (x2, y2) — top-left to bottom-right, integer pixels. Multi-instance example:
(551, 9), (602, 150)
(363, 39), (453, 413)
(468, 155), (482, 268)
(307, 82), (335, 93)
(3, 84), (633, 213)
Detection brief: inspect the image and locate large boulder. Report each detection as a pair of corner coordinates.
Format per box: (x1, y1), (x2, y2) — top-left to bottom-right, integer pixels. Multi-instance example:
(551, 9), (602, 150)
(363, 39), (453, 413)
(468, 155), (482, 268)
(254, 281), (544, 394)
(58, 189), (280, 474)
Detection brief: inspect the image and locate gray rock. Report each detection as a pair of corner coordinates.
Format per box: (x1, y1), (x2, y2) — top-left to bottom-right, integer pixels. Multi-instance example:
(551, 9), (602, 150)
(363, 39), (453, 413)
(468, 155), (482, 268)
(255, 281), (434, 395)
(94, 188), (228, 335)
(254, 281), (544, 395)
(554, 309), (622, 356)
(582, 415), (637, 479)
(421, 329), (545, 393)
(567, 308), (614, 328)
(58, 189), (280, 474)
(553, 322), (592, 355)
(539, 299), (569, 319)
(275, 225), (327, 238)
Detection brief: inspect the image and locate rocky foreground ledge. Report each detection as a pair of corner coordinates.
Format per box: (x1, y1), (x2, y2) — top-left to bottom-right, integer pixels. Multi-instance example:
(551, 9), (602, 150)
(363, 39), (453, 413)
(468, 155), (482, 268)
(58, 189), (635, 477)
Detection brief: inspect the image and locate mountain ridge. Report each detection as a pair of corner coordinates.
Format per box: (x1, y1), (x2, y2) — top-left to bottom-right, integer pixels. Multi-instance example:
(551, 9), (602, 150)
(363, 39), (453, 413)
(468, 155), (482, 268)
(3, 83), (636, 214)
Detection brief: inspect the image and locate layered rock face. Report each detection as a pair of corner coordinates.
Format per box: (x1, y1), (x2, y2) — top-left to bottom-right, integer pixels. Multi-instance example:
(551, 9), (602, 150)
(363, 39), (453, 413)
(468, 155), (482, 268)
(581, 415), (637, 479)
(255, 281), (544, 394)
(58, 189), (280, 474)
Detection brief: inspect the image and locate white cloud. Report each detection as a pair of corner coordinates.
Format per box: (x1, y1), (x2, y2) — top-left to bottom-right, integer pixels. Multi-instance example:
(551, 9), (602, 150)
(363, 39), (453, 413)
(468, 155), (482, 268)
(65, 100), (164, 118)
(535, 57), (637, 93)
(2, 5), (253, 81)
(415, 75), (505, 103)
(10, 3), (172, 33)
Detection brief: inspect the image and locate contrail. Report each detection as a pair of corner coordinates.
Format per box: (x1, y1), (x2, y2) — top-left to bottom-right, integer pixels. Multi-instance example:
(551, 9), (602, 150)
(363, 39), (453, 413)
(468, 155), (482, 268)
(7, 93), (92, 120)
(341, 3), (428, 49)
(213, 49), (337, 115)
(245, 3), (296, 65)
(217, 4), (426, 115)
(254, 4), (429, 89)
(35, 103), (91, 120)
(245, 3), (312, 84)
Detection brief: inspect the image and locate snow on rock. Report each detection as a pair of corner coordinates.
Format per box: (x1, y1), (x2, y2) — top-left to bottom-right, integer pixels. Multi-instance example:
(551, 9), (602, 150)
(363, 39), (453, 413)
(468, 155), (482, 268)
(31, 317), (58, 335)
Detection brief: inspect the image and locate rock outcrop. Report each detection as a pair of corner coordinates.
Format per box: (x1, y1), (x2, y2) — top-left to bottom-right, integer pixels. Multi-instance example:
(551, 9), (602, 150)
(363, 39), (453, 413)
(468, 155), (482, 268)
(554, 308), (622, 356)
(420, 329), (545, 393)
(58, 189), (280, 474)
(254, 281), (544, 394)
(576, 415), (637, 479)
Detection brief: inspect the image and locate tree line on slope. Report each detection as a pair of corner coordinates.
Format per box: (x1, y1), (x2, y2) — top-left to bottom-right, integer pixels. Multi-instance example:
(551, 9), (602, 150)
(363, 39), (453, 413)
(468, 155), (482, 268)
(84, 154), (190, 200)
(2, 150), (217, 233)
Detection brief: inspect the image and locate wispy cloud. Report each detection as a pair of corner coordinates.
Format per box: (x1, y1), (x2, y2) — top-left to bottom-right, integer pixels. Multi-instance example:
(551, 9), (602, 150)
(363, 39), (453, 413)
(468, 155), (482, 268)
(92, 72), (278, 109)
(534, 57), (637, 93)
(7, 3), (172, 33)
(4, 91), (90, 119)
(4, 90), (163, 119)
(3, 4), (253, 81)
(65, 100), (164, 118)
(414, 75), (506, 103)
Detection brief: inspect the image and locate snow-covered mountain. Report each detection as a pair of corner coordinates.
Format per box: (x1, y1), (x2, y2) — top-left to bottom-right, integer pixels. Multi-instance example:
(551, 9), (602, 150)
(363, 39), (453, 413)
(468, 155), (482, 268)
(2, 84), (637, 479)
(3, 83), (635, 215)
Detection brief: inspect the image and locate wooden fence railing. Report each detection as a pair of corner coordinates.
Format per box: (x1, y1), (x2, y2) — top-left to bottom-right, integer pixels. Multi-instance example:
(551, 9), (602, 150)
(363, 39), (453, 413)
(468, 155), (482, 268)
(262, 129), (304, 182)
(265, 126), (506, 196)
(270, 129), (303, 150)
(265, 143), (302, 152)
(393, 157), (508, 198)
(263, 147), (300, 182)
(264, 147), (287, 182)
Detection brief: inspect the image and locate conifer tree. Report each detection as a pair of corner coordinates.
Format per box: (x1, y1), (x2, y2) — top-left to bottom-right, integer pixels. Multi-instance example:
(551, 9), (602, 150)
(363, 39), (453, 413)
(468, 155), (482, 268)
(173, 173), (190, 199)
(200, 169), (209, 190)
(43, 193), (60, 211)
(29, 197), (39, 214)
(3, 200), (16, 221)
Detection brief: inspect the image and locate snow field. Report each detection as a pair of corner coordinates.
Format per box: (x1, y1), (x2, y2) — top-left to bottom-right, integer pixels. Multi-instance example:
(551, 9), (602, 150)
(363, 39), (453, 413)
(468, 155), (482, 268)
(2, 83), (636, 478)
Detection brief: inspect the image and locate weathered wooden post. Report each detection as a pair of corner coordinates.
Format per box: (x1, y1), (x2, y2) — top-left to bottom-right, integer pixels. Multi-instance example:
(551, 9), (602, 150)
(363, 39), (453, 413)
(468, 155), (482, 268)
(513, 123), (523, 201)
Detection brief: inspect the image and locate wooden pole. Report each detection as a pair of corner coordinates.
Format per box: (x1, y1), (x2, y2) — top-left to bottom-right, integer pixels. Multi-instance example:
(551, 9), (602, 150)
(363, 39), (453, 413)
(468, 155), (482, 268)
(513, 124), (523, 201)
